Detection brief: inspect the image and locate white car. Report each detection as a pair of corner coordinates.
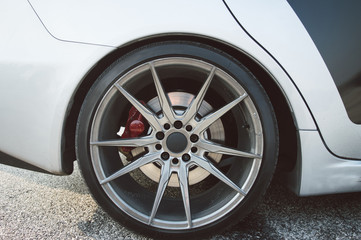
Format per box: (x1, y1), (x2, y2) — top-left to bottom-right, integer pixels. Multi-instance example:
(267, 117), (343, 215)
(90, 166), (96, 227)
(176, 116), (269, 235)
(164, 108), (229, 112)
(1, 0), (360, 238)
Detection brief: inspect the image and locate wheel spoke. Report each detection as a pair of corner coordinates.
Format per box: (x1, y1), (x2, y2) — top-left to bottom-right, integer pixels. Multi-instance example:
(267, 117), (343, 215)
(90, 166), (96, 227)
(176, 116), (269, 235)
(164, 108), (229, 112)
(148, 160), (172, 225)
(194, 93), (248, 134)
(191, 155), (246, 196)
(91, 136), (157, 147)
(178, 164), (192, 228)
(182, 66), (216, 125)
(149, 62), (176, 122)
(115, 83), (162, 131)
(100, 153), (159, 185)
(198, 140), (261, 159)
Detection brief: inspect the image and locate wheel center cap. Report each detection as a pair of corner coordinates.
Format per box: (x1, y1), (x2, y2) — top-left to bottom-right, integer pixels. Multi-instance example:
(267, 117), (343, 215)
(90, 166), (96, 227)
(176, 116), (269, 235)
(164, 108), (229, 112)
(166, 132), (188, 153)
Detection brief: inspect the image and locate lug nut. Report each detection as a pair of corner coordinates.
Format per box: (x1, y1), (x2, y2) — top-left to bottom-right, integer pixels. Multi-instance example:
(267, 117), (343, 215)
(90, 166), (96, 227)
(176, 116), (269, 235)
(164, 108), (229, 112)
(186, 125), (192, 131)
(191, 147), (198, 153)
(156, 132), (165, 140)
(172, 158), (179, 165)
(190, 134), (199, 143)
(164, 123), (171, 130)
(161, 152), (170, 160)
(155, 144), (162, 150)
(182, 154), (191, 162)
(174, 120), (183, 129)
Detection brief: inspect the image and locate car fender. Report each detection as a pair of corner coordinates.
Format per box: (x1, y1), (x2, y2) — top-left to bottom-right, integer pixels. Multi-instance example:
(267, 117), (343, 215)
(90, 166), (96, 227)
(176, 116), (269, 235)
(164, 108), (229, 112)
(0, 0), (115, 173)
(28, 0), (316, 131)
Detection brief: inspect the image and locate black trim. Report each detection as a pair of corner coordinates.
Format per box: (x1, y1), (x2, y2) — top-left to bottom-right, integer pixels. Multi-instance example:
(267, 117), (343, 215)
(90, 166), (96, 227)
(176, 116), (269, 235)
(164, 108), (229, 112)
(288, 0), (361, 124)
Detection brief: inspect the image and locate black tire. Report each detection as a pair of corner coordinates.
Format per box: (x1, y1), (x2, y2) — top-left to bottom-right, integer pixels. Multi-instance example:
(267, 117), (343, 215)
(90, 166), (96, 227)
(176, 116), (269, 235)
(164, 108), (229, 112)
(76, 41), (278, 238)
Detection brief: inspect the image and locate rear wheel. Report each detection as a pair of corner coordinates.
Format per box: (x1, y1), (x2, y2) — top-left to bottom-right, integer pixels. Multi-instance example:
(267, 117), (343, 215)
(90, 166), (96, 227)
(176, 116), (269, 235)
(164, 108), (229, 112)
(76, 41), (278, 238)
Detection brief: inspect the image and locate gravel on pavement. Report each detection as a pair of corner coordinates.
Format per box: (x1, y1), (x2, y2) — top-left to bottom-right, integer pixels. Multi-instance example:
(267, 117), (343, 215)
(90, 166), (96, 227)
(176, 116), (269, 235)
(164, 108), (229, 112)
(0, 162), (360, 240)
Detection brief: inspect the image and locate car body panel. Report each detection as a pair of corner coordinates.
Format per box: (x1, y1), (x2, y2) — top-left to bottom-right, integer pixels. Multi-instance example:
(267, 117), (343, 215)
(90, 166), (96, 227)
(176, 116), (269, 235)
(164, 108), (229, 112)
(0, 0), (115, 173)
(31, 0), (361, 159)
(290, 130), (361, 196)
(225, 0), (361, 160)
(28, 0), (316, 130)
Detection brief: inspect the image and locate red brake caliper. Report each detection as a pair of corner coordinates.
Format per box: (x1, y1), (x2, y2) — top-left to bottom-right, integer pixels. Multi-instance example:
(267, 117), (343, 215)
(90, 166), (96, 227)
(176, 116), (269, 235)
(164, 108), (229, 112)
(120, 101), (148, 154)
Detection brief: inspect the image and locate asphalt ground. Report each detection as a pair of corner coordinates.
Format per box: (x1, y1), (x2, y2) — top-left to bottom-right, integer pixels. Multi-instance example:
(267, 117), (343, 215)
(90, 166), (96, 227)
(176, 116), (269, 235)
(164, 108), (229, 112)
(0, 162), (360, 240)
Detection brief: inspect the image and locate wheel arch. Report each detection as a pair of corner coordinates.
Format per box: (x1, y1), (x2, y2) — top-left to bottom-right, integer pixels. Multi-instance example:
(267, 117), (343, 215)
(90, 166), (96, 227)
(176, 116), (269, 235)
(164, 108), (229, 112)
(61, 34), (298, 175)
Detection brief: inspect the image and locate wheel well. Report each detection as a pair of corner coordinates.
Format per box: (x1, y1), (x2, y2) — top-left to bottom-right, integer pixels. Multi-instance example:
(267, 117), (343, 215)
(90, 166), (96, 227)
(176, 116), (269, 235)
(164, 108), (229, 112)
(62, 35), (298, 174)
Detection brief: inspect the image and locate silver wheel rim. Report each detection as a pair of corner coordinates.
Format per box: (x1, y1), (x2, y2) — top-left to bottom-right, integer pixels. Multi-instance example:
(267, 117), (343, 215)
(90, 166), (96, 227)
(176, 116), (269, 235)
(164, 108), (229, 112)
(90, 57), (263, 230)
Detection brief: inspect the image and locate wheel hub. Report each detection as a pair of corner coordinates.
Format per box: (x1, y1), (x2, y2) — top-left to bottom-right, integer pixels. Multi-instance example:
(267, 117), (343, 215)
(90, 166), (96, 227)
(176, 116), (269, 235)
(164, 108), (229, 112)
(138, 92), (225, 187)
(166, 132), (188, 153)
